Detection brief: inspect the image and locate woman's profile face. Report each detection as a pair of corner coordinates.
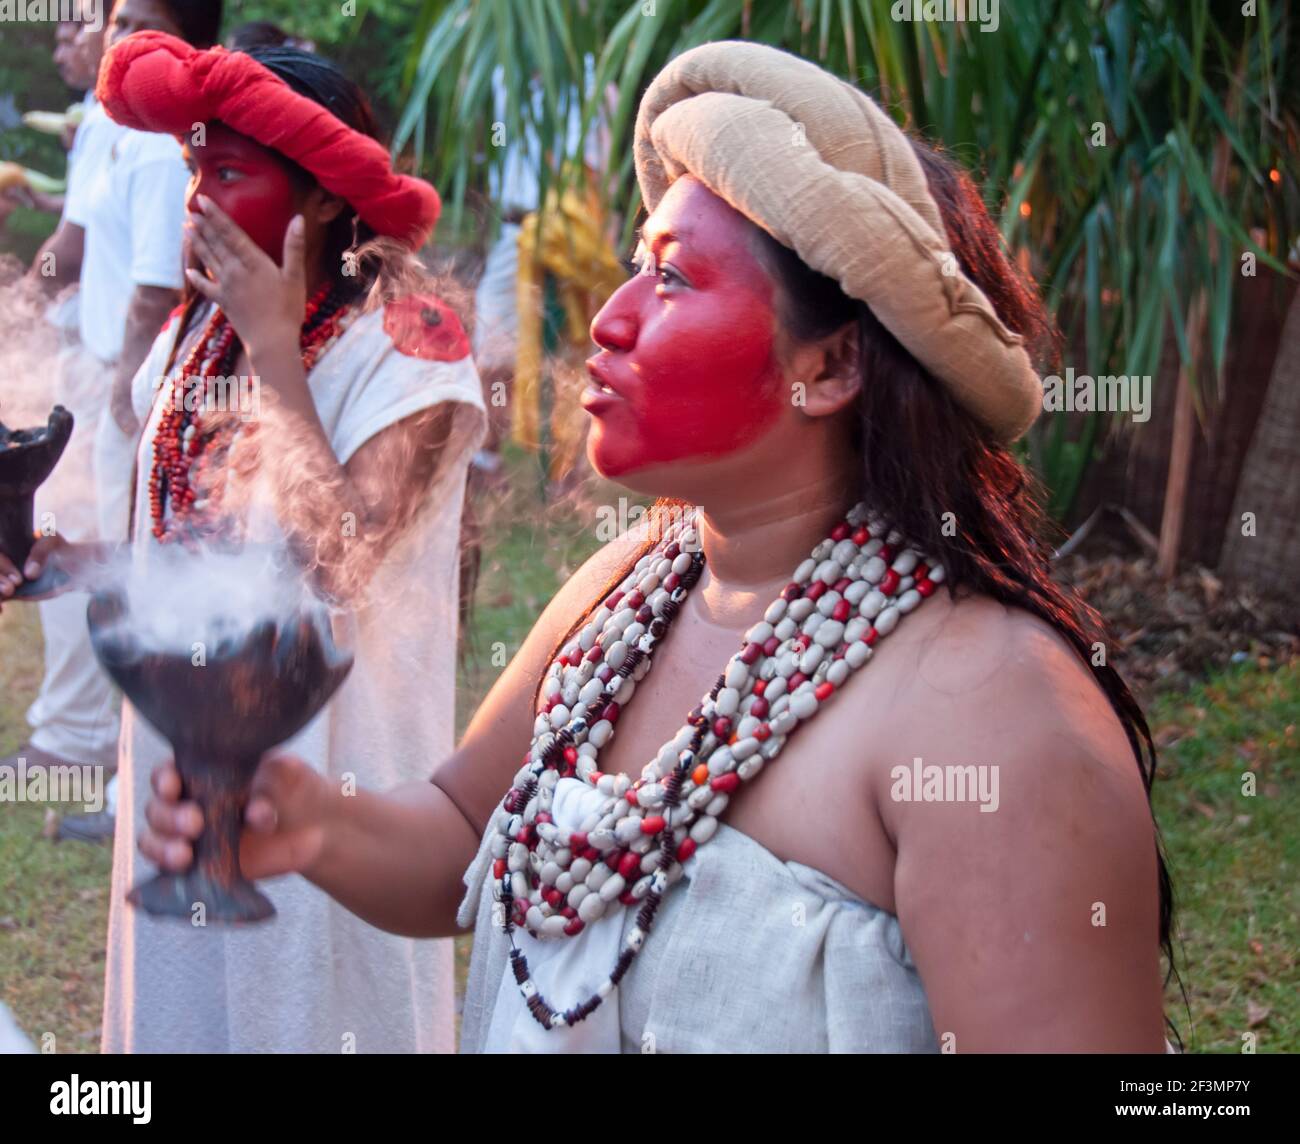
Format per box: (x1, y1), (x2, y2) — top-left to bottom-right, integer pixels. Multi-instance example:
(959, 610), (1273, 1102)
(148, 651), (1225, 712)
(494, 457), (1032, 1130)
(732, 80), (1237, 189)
(584, 176), (788, 486)
(182, 122), (302, 263)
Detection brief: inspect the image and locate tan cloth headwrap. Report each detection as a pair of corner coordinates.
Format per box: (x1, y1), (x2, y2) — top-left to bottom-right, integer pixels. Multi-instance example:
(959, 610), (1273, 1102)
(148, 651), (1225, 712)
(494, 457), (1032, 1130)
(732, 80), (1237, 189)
(634, 40), (1043, 442)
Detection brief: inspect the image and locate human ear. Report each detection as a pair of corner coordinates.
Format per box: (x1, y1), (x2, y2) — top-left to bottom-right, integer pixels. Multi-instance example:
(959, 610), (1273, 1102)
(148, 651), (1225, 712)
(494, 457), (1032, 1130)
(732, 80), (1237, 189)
(305, 186), (347, 227)
(795, 319), (862, 418)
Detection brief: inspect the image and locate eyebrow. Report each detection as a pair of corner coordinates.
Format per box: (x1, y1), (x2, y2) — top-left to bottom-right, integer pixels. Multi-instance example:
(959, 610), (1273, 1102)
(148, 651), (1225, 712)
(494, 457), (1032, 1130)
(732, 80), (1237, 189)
(636, 222), (688, 253)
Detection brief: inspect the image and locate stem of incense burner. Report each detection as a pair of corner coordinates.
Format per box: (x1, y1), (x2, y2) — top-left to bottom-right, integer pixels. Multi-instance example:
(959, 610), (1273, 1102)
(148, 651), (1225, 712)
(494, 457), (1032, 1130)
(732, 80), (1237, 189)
(128, 747), (276, 924)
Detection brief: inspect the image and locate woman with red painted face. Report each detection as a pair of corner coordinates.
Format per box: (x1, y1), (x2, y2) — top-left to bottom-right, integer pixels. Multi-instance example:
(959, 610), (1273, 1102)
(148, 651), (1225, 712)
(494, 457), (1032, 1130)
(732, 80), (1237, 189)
(139, 42), (1178, 1053)
(20, 35), (485, 1054)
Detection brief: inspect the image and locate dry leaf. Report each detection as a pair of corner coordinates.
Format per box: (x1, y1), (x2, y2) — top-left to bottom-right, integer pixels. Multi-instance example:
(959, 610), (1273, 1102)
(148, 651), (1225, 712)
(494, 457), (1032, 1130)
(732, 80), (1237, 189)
(1246, 1001), (1271, 1027)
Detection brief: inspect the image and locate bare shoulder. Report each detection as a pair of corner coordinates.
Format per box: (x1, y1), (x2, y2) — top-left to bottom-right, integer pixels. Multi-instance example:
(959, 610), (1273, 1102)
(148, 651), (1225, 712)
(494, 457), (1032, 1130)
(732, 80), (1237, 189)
(865, 591), (1166, 1050)
(536, 526), (653, 643)
(891, 587), (1137, 751)
(865, 587), (1152, 837)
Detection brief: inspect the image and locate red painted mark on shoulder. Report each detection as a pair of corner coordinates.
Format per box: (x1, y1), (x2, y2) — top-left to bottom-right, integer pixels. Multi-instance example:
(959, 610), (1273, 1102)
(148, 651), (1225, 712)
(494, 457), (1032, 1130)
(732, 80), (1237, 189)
(384, 293), (470, 362)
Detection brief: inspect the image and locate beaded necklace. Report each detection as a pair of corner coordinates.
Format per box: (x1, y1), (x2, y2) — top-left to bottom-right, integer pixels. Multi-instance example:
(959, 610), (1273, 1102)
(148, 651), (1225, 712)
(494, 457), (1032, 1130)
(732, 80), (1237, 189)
(494, 502), (945, 1030)
(148, 281), (355, 545)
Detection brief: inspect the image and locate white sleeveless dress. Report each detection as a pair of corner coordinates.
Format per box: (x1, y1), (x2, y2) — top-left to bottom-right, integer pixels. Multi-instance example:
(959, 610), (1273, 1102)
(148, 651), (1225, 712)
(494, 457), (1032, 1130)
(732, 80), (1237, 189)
(101, 301), (486, 1053)
(460, 784), (1180, 1053)
(459, 778), (940, 1053)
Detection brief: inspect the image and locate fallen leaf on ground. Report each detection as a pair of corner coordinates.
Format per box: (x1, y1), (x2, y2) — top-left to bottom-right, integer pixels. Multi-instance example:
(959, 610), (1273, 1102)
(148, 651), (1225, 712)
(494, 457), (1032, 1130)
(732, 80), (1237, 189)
(1246, 1001), (1271, 1027)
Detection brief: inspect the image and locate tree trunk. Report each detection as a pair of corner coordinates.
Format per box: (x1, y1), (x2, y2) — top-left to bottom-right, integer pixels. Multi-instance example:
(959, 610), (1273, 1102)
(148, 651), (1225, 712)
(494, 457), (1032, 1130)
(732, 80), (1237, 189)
(1072, 271), (1291, 567)
(1219, 286), (1300, 596)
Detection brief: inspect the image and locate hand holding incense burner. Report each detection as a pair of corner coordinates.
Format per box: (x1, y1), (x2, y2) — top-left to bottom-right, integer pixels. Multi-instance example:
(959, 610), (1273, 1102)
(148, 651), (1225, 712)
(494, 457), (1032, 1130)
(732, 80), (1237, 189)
(0, 405), (74, 598)
(87, 588), (354, 924)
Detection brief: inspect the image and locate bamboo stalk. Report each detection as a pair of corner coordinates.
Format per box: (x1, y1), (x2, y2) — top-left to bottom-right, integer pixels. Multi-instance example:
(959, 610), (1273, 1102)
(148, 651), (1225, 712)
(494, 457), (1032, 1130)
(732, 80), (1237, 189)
(1156, 300), (1204, 579)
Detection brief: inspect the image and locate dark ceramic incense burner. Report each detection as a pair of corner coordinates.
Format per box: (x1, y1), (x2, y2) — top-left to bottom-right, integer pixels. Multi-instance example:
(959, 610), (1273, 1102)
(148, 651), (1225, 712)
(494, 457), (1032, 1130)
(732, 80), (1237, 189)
(0, 405), (73, 598)
(87, 589), (354, 924)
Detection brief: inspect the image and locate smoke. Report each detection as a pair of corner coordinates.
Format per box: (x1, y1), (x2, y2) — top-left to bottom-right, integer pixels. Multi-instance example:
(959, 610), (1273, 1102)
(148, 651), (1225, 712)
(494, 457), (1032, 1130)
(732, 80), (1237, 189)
(0, 231), (604, 670)
(0, 255), (68, 429)
(0, 256), (110, 547)
(84, 542), (354, 757)
(220, 258), (491, 612)
(92, 542), (322, 656)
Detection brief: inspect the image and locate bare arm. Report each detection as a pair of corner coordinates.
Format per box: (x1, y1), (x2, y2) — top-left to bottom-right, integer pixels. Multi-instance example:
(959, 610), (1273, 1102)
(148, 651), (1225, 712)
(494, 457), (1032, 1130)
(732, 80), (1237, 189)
(878, 604), (1167, 1052)
(306, 530), (640, 936)
(109, 284), (179, 433)
(25, 217), (84, 292)
(143, 528), (644, 938)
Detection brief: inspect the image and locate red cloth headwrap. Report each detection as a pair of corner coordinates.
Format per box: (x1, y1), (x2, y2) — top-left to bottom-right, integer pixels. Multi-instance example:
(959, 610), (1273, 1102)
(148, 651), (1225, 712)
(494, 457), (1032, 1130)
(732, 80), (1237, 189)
(96, 31), (440, 251)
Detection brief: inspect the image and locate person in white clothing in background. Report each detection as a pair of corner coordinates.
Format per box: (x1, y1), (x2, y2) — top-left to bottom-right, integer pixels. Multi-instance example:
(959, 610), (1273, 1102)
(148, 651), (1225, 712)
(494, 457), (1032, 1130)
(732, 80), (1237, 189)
(1, 9), (123, 804)
(2, 0), (225, 844)
(89, 0), (224, 546)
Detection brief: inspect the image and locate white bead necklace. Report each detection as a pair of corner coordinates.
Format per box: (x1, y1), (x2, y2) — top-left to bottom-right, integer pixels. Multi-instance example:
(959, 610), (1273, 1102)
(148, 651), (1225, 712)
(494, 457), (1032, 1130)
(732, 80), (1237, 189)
(492, 501), (944, 1029)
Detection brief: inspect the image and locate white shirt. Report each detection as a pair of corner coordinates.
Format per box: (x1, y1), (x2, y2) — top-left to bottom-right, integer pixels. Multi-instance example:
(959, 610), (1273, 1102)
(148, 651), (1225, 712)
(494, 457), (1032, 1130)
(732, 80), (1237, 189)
(76, 126), (188, 362)
(62, 94), (117, 228)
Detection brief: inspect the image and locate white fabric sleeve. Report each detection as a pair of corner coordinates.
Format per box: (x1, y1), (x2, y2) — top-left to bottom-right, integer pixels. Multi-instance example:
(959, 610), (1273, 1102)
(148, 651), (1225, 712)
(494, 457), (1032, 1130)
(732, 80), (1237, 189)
(61, 138), (89, 227)
(127, 154), (188, 289)
(62, 128), (100, 228)
(332, 338), (487, 468)
(62, 167), (90, 228)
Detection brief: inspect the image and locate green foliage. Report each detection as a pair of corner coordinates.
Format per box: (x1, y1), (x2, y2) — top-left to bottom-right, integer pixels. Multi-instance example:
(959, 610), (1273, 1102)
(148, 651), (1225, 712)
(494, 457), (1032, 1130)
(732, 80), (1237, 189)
(0, 24), (74, 262)
(0, 22), (76, 172)
(221, 0), (427, 132)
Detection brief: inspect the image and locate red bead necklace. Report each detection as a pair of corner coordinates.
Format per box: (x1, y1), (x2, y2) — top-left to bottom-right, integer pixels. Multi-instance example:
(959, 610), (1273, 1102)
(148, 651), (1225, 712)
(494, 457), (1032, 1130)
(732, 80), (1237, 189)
(148, 282), (353, 545)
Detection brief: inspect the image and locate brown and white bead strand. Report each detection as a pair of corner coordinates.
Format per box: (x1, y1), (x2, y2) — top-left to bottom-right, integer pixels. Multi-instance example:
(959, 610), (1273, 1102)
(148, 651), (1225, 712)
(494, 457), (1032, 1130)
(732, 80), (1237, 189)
(492, 503), (945, 1030)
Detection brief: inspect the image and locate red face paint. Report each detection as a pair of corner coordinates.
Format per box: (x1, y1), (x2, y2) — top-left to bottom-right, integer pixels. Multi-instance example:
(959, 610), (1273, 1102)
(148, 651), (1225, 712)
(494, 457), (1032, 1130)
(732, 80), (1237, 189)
(583, 178), (786, 479)
(183, 122), (300, 263)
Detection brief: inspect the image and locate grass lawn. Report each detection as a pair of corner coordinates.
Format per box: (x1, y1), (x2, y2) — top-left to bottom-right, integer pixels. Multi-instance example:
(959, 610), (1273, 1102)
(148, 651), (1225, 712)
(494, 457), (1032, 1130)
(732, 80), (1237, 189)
(0, 452), (1294, 1052)
(0, 603), (110, 1053)
(1147, 665), (1298, 1053)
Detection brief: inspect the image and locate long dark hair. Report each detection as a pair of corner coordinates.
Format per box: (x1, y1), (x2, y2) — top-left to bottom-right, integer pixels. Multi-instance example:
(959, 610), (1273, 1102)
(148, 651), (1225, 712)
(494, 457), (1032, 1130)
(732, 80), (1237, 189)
(546, 138), (1183, 1043)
